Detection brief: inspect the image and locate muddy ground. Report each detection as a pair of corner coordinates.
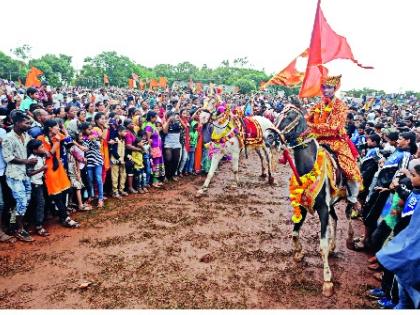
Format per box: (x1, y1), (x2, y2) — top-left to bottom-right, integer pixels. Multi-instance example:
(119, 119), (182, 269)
(0, 152), (378, 309)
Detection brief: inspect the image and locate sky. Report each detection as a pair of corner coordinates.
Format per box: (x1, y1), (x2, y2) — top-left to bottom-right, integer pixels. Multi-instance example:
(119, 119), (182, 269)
(1, 0), (419, 92)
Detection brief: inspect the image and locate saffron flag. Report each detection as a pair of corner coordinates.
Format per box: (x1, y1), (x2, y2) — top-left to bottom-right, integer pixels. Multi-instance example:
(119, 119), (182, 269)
(259, 81), (267, 90)
(25, 67), (43, 88)
(149, 79), (159, 90)
(159, 77), (168, 89)
(196, 82), (203, 93)
(299, 0), (373, 98)
(139, 79), (145, 90)
(103, 74), (109, 85)
(128, 79), (136, 89)
(265, 50), (308, 88)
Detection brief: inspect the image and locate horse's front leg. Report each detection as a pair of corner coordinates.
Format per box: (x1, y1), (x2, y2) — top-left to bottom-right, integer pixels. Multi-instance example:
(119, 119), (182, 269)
(292, 207), (307, 262)
(345, 180), (360, 250)
(231, 148), (240, 188)
(316, 193), (334, 297)
(196, 153), (222, 196)
(263, 145), (274, 185)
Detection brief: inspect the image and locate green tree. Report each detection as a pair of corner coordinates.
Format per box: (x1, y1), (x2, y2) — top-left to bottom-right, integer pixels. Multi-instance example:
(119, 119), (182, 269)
(76, 51), (145, 87)
(10, 44), (32, 63)
(0, 51), (24, 81)
(234, 78), (256, 94)
(29, 54), (75, 86)
(174, 62), (198, 81)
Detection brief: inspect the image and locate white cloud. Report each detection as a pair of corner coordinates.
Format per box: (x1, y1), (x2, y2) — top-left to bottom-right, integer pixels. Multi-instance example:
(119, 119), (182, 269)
(1, 0), (419, 92)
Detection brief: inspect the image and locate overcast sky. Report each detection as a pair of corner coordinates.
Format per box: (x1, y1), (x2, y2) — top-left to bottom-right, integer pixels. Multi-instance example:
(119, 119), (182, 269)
(1, 0), (419, 92)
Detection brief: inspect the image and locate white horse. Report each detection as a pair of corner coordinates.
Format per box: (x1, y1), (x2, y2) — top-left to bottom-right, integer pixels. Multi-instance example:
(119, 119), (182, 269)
(196, 108), (277, 196)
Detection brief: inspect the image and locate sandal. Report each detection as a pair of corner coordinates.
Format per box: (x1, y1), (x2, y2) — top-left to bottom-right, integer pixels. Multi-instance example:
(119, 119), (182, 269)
(152, 183), (161, 188)
(62, 217), (80, 228)
(78, 204), (92, 211)
(0, 231), (16, 243)
(36, 226), (50, 237)
(97, 200), (104, 208)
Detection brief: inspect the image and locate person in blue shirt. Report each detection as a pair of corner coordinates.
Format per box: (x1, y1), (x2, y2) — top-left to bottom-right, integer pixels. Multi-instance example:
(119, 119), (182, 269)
(376, 163), (420, 309)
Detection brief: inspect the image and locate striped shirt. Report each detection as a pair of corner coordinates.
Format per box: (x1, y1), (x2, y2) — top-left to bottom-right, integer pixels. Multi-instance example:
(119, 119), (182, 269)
(84, 140), (103, 167)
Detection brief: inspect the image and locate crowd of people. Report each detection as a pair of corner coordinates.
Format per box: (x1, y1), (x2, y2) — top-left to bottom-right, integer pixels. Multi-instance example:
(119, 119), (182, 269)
(0, 77), (419, 309)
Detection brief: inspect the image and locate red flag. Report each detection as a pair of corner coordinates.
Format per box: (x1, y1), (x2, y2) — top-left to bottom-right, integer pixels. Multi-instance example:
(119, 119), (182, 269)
(266, 50), (308, 88)
(299, 0), (372, 98)
(25, 67), (43, 88)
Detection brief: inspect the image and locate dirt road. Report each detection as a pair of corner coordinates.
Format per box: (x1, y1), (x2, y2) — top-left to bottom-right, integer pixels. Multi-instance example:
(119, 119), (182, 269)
(0, 153), (378, 308)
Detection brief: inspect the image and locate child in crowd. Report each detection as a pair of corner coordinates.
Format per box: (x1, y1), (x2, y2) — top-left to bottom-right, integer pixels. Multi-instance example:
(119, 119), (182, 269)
(27, 139), (49, 237)
(129, 138), (147, 193)
(67, 133), (91, 211)
(140, 131), (152, 188)
(186, 120), (199, 174)
(80, 122), (104, 208)
(110, 126), (128, 198)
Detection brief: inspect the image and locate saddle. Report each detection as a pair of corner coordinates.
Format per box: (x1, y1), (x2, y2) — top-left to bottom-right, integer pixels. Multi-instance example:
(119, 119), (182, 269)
(234, 116), (264, 148)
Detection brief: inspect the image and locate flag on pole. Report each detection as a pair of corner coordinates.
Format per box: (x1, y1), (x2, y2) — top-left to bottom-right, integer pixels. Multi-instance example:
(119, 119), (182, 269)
(299, 0), (373, 98)
(25, 67), (43, 88)
(265, 50), (308, 88)
(159, 77), (168, 89)
(128, 79), (136, 89)
(103, 74), (109, 85)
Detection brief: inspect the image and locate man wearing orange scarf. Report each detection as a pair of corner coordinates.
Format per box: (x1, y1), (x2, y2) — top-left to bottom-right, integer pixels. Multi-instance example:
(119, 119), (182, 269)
(306, 75), (362, 207)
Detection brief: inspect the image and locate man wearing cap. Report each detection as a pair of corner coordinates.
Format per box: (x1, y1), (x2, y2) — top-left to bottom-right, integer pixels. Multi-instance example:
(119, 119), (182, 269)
(306, 75), (362, 211)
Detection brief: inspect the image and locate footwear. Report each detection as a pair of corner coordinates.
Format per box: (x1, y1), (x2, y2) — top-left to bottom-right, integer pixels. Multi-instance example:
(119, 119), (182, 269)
(97, 200), (104, 208)
(172, 177), (179, 182)
(36, 226), (50, 237)
(368, 263), (380, 271)
(78, 204), (92, 211)
(377, 297), (396, 309)
(61, 217), (80, 228)
(119, 191), (128, 196)
(367, 288), (386, 299)
(137, 188), (145, 194)
(128, 188), (137, 194)
(15, 229), (34, 242)
(0, 231), (15, 243)
(142, 187), (149, 193)
(113, 192), (122, 199)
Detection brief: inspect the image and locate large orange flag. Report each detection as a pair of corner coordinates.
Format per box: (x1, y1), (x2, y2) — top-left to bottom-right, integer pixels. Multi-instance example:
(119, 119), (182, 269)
(265, 50), (308, 88)
(299, 0), (373, 98)
(103, 74), (109, 85)
(149, 79), (158, 90)
(159, 77), (168, 89)
(25, 67), (43, 87)
(128, 79), (136, 89)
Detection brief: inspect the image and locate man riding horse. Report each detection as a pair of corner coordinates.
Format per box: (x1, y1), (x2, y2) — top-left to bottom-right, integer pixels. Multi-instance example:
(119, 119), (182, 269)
(305, 75), (362, 212)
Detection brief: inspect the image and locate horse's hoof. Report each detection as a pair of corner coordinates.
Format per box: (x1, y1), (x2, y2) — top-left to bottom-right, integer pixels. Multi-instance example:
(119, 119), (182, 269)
(322, 281), (334, 297)
(293, 251), (304, 263)
(196, 189), (207, 197)
(268, 176), (275, 185)
(329, 244), (336, 254)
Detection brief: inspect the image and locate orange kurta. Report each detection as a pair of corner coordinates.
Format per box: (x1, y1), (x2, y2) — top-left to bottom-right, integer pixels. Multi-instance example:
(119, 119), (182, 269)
(306, 97), (361, 183)
(38, 134), (71, 195)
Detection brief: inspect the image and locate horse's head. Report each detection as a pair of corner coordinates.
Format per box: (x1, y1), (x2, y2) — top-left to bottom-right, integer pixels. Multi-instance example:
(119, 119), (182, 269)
(275, 105), (307, 146)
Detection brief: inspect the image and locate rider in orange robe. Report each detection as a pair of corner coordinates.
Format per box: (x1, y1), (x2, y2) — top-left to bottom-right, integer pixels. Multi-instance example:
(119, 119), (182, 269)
(306, 75), (362, 206)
